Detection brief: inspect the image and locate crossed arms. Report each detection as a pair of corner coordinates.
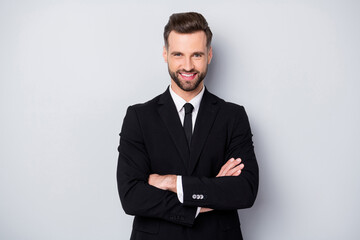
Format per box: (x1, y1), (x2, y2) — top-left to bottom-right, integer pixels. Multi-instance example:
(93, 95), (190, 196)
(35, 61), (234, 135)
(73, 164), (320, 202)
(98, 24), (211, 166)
(148, 157), (245, 213)
(117, 105), (258, 226)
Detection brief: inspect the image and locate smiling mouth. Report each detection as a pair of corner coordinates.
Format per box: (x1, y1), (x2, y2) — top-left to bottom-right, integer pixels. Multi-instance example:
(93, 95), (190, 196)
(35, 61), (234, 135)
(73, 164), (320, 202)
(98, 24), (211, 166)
(179, 72), (198, 80)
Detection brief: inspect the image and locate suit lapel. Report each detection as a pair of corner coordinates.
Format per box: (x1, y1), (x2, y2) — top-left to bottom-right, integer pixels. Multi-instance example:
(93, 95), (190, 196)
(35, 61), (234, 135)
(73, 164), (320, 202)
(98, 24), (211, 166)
(157, 88), (190, 171)
(189, 89), (220, 174)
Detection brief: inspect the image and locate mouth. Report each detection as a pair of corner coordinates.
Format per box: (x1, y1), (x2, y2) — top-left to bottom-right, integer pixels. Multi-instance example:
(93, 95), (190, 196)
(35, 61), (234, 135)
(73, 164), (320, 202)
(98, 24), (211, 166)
(178, 72), (198, 81)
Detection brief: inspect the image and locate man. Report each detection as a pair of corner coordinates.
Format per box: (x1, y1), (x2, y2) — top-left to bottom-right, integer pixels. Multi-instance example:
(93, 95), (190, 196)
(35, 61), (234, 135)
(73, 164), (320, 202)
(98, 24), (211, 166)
(117, 12), (259, 240)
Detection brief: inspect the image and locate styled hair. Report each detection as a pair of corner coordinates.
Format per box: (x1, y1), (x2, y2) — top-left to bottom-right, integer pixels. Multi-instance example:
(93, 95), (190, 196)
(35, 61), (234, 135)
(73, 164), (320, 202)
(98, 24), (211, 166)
(164, 12), (213, 49)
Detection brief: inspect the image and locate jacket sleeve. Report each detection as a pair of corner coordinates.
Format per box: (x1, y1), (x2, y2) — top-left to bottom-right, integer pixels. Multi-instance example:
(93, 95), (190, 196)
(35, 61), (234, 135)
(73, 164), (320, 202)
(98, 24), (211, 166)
(117, 106), (197, 226)
(181, 106), (259, 210)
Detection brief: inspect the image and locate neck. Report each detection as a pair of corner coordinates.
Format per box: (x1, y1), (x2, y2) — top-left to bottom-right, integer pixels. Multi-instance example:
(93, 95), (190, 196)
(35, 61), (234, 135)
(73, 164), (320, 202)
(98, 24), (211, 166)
(170, 81), (203, 102)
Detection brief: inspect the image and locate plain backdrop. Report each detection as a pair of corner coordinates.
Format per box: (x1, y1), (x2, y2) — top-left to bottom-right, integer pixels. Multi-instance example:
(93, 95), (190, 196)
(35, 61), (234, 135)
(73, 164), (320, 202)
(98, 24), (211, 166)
(1, 0), (359, 239)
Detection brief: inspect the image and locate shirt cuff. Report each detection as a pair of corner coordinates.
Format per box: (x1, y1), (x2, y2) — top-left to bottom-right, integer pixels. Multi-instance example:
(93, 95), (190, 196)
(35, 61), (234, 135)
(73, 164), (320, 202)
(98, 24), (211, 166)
(176, 175), (183, 203)
(177, 176), (200, 218)
(195, 207), (201, 218)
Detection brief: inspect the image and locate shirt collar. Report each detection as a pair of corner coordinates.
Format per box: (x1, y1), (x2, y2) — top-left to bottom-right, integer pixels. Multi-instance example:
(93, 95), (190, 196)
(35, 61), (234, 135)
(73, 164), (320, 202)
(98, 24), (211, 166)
(169, 84), (205, 113)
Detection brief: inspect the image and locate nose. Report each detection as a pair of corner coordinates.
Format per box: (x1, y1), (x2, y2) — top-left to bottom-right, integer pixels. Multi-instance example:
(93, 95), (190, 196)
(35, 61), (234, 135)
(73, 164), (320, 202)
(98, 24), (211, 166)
(183, 57), (194, 71)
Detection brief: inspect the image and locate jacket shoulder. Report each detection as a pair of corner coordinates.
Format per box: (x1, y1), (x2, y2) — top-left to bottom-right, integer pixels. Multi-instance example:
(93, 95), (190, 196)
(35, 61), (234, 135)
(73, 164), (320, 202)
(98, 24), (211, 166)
(127, 92), (163, 112)
(207, 90), (245, 113)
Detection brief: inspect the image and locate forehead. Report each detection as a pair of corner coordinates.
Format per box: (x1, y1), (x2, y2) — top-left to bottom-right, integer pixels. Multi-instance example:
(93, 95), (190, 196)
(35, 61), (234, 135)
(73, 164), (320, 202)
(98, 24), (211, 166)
(167, 31), (207, 52)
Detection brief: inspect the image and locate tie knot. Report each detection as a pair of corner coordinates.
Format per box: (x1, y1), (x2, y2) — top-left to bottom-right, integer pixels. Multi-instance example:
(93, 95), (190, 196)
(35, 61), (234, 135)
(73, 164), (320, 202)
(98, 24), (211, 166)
(183, 103), (194, 114)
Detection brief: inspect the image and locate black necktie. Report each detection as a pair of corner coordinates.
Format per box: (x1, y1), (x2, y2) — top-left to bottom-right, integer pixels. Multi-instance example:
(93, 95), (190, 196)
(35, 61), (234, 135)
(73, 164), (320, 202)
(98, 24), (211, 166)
(183, 103), (194, 147)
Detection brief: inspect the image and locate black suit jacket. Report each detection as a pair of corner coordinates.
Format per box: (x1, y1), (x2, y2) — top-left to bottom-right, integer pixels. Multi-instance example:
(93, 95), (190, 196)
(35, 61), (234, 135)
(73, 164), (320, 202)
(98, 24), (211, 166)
(117, 88), (259, 240)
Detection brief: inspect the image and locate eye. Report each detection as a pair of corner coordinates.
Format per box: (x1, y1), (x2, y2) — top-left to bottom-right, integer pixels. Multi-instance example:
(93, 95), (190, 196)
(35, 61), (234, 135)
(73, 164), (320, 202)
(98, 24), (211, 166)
(193, 53), (203, 58)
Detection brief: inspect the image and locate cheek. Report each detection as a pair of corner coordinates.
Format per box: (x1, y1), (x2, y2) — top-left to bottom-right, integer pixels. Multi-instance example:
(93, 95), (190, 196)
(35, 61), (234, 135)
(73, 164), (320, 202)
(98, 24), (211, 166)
(169, 59), (182, 70)
(195, 60), (208, 71)
(168, 61), (176, 69)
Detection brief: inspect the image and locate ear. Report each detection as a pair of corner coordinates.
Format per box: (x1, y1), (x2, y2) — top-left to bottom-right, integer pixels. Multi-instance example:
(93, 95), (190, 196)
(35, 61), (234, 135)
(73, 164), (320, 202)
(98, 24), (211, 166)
(207, 46), (213, 64)
(163, 46), (168, 63)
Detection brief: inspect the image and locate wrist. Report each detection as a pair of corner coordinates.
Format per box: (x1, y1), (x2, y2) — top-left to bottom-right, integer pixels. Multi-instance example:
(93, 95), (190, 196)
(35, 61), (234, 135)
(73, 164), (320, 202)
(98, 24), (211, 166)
(166, 175), (177, 193)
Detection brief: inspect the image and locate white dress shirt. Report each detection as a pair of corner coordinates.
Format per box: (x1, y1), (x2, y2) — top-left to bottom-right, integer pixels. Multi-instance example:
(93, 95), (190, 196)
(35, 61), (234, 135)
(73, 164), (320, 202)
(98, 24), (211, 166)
(169, 84), (205, 217)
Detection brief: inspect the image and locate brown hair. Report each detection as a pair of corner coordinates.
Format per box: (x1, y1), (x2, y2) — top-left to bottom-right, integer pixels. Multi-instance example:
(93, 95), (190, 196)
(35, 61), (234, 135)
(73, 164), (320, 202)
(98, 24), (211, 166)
(164, 12), (213, 49)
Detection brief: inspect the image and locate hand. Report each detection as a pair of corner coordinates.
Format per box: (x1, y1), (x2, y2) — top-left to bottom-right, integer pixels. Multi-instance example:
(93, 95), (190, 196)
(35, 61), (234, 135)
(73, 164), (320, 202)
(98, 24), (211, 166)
(200, 207), (213, 213)
(148, 174), (177, 193)
(200, 158), (244, 213)
(216, 158), (244, 177)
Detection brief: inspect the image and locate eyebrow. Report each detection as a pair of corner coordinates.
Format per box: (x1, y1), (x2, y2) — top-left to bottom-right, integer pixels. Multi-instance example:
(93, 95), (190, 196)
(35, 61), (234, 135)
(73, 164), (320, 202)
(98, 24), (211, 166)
(170, 51), (183, 55)
(170, 51), (205, 56)
(192, 51), (205, 56)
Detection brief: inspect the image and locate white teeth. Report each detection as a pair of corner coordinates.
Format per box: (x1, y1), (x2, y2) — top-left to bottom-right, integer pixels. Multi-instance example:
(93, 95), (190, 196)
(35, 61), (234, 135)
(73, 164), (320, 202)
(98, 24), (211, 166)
(181, 73), (194, 77)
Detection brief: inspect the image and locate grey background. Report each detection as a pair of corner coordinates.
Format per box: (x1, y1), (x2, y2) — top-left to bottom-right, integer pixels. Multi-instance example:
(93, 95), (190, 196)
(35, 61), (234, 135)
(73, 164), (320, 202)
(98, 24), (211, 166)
(1, 0), (359, 239)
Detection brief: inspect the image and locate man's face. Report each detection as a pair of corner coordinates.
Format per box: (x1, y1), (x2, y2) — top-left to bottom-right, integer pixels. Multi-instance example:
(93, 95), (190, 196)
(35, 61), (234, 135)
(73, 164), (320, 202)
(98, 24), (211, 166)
(163, 31), (212, 93)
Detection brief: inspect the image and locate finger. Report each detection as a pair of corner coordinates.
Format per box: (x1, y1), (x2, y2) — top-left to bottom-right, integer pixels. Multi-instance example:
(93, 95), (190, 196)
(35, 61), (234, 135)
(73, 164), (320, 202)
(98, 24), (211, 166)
(225, 163), (244, 176)
(224, 164), (241, 176)
(221, 158), (242, 176)
(217, 158), (233, 177)
(234, 170), (241, 176)
(217, 158), (234, 177)
(200, 207), (214, 213)
(217, 158), (242, 177)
